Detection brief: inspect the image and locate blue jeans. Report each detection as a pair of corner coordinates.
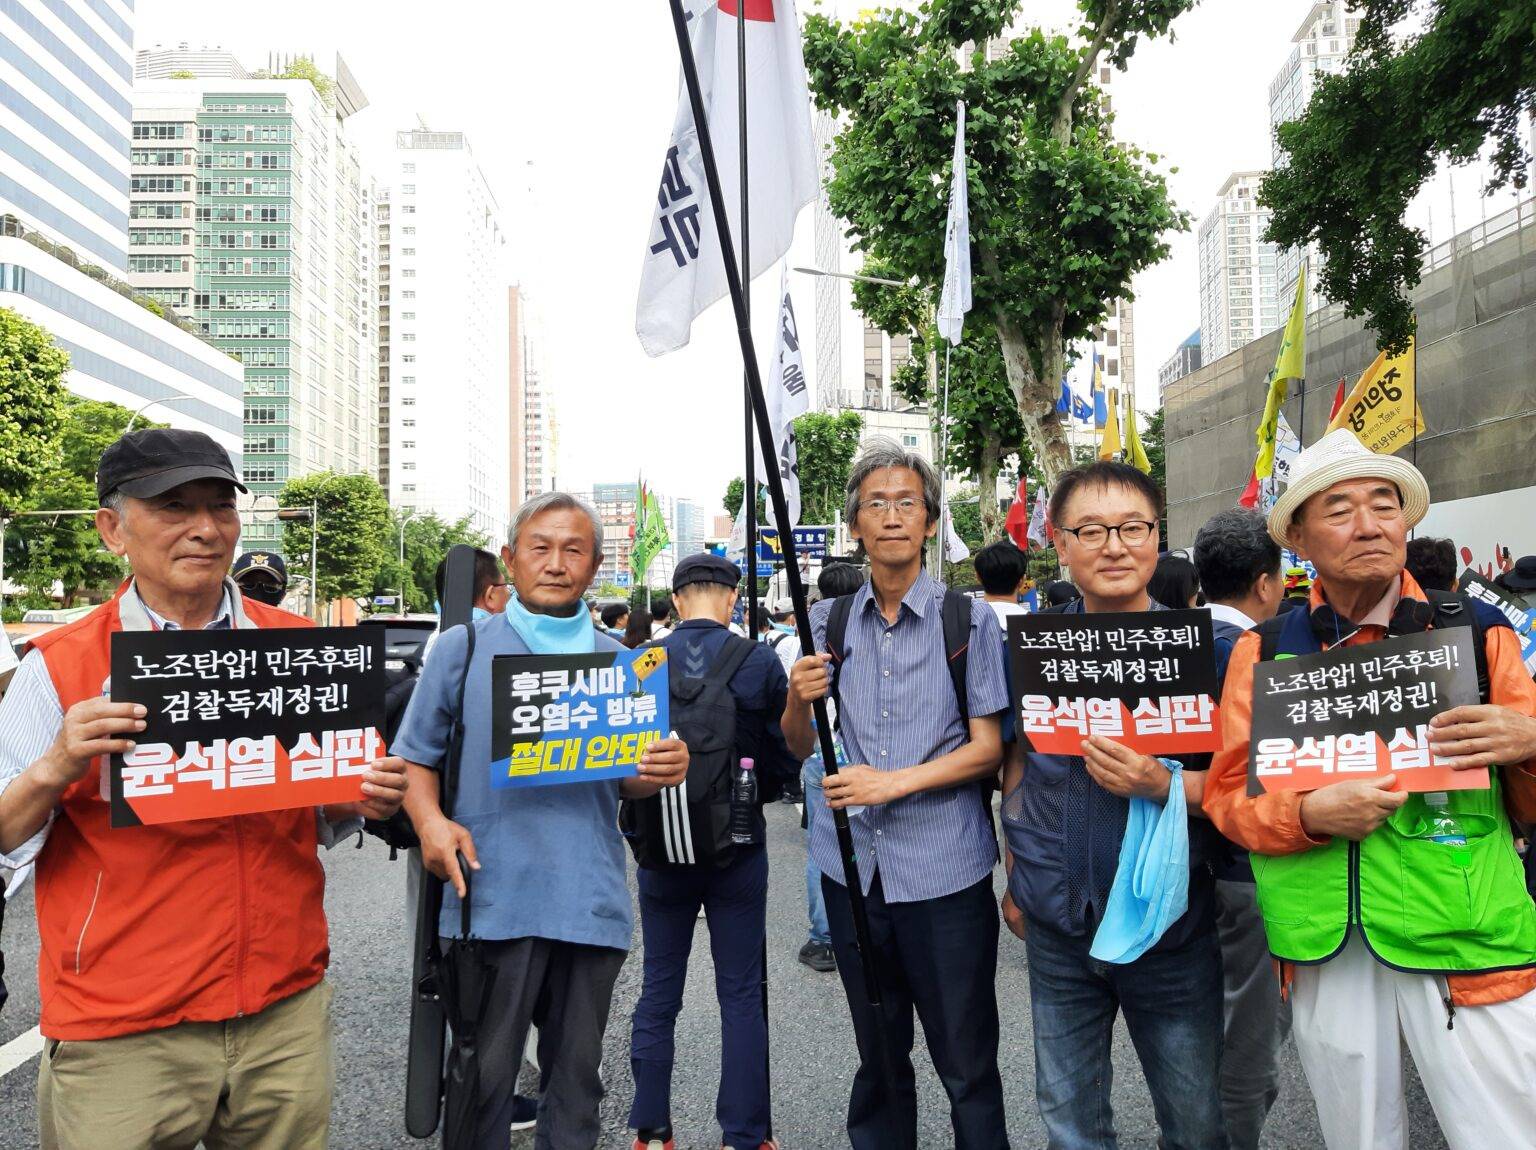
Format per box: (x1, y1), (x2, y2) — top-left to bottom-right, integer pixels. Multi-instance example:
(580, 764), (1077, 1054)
(1024, 914), (1227, 1150)
(803, 757), (830, 945)
(629, 846), (770, 1149)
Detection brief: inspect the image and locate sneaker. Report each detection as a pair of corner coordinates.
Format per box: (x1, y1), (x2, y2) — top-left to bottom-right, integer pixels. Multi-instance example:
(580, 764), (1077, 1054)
(722, 1141), (781, 1150)
(798, 940), (836, 972)
(634, 1128), (675, 1150)
(510, 1093), (538, 1132)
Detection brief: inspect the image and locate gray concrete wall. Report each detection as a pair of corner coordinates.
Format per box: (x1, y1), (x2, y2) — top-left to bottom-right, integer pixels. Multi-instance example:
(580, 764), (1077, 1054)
(1165, 201), (1536, 548)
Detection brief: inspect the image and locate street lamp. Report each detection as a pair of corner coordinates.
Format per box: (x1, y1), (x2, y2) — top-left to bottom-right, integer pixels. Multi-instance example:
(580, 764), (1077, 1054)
(123, 393), (197, 433)
(397, 508), (420, 613)
(792, 266), (911, 288)
(275, 503), (320, 621)
(0, 508), (100, 621)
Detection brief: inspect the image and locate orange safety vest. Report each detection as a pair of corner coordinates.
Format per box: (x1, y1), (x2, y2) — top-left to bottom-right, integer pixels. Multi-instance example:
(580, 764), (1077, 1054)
(28, 586), (330, 1040)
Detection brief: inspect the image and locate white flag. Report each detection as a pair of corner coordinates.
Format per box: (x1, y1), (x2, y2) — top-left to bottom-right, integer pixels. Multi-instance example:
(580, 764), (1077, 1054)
(1272, 412), (1302, 487)
(636, 0), (819, 357)
(754, 264), (811, 529)
(936, 100), (971, 346)
(1027, 488), (1049, 549)
(943, 507), (971, 562)
(727, 499), (749, 559)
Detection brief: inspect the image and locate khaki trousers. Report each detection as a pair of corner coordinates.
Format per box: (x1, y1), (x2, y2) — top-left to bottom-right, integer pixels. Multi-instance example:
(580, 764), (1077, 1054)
(38, 979), (333, 1150)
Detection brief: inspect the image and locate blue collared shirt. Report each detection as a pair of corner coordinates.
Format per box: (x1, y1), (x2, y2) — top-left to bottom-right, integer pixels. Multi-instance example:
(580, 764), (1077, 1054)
(807, 569), (1009, 903)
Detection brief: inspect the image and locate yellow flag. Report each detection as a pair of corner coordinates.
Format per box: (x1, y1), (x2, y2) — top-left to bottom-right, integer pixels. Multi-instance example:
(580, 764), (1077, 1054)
(1254, 266), (1308, 478)
(1123, 396), (1151, 474)
(1326, 335), (1424, 454)
(1099, 388), (1121, 461)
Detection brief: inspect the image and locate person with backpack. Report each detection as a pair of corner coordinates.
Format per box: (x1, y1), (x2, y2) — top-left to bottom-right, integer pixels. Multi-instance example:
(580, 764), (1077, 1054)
(782, 439), (1010, 1150)
(1192, 507), (1289, 1150)
(998, 461), (1226, 1150)
(392, 492), (689, 1150)
(623, 553), (796, 1150)
(1203, 430), (1536, 1150)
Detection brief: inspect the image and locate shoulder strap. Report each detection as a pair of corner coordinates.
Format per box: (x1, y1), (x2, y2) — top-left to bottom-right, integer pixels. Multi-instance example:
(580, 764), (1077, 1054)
(941, 590), (971, 726)
(825, 593), (854, 724)
(1257, 613), (1287, 663)
(709, 633), (756, 684)
(1425, 589), (1491, 704)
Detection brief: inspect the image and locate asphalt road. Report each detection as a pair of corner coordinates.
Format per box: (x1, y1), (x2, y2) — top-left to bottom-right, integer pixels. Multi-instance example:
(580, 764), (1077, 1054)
(0, 801), (1447, 1149)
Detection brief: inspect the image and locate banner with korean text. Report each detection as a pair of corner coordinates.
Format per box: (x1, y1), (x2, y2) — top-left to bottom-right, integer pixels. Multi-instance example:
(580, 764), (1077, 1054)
(490, 647), (671, 789)
(1458, 568), (1536, 674)
(109, 628), (386, 828)
(1248, 629), (1484, 796)
(1007, 610), (1222, 756)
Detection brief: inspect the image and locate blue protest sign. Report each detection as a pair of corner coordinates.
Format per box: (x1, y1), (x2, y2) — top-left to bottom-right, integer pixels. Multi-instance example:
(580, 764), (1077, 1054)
(489, 648), (670, 789)
(1459, 569), (1536, 673)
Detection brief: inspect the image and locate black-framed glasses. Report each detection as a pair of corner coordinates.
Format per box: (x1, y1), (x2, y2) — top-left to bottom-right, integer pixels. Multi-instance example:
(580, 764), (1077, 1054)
(1058, 520), (1157, 549)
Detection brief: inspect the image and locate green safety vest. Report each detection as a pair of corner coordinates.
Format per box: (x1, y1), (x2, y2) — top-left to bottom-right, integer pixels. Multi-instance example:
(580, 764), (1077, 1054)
(1249, 601), (1536, 973)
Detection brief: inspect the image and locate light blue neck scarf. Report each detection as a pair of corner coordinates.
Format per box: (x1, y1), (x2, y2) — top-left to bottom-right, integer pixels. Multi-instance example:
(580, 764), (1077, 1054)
(505, 592), (595, 655)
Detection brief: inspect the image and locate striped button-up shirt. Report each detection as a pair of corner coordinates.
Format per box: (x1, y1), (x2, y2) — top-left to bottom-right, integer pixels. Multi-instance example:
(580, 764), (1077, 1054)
(807, 569), (1009, 903)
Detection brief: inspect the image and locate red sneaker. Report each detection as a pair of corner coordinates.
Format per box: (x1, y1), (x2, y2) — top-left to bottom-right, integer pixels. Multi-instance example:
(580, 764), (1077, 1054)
(633, 1137), (674, 1150)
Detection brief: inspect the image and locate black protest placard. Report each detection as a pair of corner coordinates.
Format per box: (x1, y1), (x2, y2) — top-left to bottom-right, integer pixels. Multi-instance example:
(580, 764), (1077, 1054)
(1247, 628), (1483, 796)
(1008, 609), (1222, 756)
(108, 627), (386, 827)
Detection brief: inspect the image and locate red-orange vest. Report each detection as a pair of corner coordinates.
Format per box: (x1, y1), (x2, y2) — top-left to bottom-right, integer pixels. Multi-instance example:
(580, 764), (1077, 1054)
(28, 588), (330, 1040)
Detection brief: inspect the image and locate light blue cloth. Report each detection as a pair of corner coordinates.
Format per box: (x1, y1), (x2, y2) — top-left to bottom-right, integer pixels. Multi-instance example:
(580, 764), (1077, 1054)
(505, 591), (595, 655)
(1089, 759), (1189, 964)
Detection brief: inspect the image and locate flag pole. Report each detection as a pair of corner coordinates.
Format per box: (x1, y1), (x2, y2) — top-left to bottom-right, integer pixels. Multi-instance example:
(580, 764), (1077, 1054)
(739, 2), (761, 641)
(937, 341), (952, 571)
(734, 6), (774, 1134)
(663, 1), (903, 1136)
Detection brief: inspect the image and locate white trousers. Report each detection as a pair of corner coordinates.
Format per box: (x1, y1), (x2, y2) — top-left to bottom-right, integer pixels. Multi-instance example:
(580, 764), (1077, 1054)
(1291, 934), (1536, 1149)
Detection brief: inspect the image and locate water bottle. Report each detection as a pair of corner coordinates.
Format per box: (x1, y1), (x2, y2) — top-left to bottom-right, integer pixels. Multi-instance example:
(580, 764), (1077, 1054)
(730, 757), (758, 845)
(1421, 792), (1468, 846)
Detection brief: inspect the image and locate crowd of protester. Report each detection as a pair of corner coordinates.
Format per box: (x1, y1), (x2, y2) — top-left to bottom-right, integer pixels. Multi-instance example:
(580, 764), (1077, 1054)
(1, 426), (1534, 1150)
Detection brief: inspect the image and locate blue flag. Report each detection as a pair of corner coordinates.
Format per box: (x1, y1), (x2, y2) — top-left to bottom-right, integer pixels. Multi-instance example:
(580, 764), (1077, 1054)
(1056, 377), (1071, 415)
(1072, 393), (1093, 424)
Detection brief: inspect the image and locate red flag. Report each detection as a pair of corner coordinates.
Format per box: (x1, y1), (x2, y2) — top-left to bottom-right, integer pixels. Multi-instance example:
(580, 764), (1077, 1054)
(1238, 466), (1260, 509)
(1328, 376), (1347, 422)
(1004, 478), (1031, 549)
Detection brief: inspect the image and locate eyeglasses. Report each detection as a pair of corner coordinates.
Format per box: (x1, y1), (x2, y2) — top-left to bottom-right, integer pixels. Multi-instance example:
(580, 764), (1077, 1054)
(859, 498), (925, 519)
(1058, 520), (1157, 549)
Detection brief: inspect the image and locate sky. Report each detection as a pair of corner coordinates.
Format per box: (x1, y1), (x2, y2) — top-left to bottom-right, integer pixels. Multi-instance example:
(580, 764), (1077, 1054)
(133, 0), (1519, 518)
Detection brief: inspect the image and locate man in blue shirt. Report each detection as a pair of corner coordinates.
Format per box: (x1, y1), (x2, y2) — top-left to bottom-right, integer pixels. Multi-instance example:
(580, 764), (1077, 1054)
(628, 554), (797, 1150)
(393, 492), (689, 1150)
(783, 439), (1010, 1150)
(999, 462), (1225, 1150)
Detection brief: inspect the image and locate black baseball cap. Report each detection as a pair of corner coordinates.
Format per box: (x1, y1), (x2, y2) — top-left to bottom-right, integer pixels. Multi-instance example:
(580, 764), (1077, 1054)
(232, 551), (287, 583)
(673, 553), (742, 593)
(97, 428), (246, 503)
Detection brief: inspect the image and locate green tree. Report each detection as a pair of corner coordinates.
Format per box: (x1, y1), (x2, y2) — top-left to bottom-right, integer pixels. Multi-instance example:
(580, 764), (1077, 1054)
(372, 511), (489, 613)
(792, 410), (864, 526)
(0, 306), (69, 508)
(1261, 0), (1534, 354)
(278, 472), (391, 605)
(804, 0), (1194, 487)
(252, 57), (336, 108)
(11, 398), (164, 605)
(168, 69), (197, 79)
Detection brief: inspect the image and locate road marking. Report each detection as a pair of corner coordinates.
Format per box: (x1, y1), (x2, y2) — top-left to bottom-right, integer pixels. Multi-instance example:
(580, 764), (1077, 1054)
(0, 1026), (42, 1078)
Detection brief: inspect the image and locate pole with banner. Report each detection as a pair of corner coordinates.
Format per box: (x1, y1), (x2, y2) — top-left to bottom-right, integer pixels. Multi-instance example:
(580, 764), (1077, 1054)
(662, 0), (902, 1136)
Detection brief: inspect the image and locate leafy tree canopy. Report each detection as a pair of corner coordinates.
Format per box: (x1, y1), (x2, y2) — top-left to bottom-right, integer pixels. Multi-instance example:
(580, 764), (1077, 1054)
(278, 471), (392, 603)
(804, 0), (1194, 483)
(372, 510), (489, 613)
(0, 306), (68, 507)
(1261, 0), (1535, 353)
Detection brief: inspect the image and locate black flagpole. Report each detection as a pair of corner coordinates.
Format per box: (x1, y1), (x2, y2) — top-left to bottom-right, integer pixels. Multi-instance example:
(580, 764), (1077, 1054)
(734, 7), (774, 1140)
(664, 0), (902, 1140)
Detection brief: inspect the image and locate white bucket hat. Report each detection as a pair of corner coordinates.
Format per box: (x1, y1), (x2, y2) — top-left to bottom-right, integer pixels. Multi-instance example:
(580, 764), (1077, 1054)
(1265, 428), (1430, 547)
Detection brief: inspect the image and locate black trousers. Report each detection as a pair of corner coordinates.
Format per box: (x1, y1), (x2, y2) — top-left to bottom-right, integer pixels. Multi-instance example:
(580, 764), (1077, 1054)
(821, 871), (1009, 1150)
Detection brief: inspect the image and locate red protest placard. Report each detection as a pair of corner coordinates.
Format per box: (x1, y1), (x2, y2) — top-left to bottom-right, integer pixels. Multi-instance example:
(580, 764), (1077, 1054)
(1008, 610), (1223, 756)
(1247, 628), (1486, 795)
(108, 628), (387, 827)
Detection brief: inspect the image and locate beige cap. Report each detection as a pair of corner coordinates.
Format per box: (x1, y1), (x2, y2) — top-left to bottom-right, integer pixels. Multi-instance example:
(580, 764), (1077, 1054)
(1265, 428), (1430, 547)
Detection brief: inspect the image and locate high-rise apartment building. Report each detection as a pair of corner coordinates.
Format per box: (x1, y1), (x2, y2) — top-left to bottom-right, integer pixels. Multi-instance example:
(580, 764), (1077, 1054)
(1158, 329), (1202, 396)
(375, 185), (391, 489)
(0, 0), (242, 460)
(509, 284), (551, 507)
(1269, 1), (1359, 312)
(587, 481), (676, 589)
(674, 498), (708, 560)
(380, 128), (509, 544)
(135, 43), (249, 82)
(1198, 171), (1281, 363)
(131, 55), (378, 548)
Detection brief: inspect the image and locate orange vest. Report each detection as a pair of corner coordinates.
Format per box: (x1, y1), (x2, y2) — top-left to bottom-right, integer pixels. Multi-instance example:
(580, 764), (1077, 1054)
(28, 588), (330, 1040)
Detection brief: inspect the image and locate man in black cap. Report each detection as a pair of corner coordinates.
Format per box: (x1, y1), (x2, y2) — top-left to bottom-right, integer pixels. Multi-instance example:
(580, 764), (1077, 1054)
(231, 550), (289, 607)
(626, 553), (798, 1150)
(0, 429), (407, 1150)
(1495, 553), (1536, 609)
